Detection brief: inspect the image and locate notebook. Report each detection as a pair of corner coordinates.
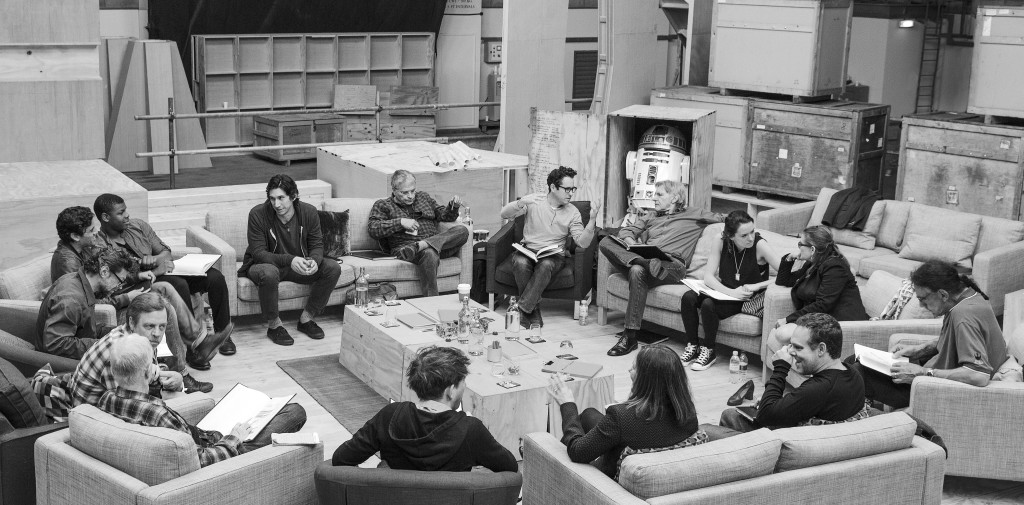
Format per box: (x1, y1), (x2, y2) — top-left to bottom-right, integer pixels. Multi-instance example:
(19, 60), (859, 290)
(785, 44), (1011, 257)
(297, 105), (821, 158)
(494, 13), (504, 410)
(397, 312), (436, 328)
(542, 360), (604, 379)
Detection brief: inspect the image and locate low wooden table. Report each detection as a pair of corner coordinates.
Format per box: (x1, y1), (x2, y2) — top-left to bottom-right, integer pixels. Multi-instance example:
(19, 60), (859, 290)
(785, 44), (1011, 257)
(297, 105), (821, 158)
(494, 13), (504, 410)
(340, 294), (615, 458)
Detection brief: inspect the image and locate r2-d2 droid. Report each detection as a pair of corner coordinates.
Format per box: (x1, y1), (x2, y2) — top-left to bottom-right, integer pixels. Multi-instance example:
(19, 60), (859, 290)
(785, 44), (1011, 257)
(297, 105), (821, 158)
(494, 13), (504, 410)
(625, 125), (690, 210)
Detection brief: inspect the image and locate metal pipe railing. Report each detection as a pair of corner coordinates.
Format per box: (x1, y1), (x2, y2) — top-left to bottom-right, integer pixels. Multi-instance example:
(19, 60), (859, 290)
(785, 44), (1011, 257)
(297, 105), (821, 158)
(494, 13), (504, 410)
(137, 134), (497, 159)
(134, 101), (500, 121)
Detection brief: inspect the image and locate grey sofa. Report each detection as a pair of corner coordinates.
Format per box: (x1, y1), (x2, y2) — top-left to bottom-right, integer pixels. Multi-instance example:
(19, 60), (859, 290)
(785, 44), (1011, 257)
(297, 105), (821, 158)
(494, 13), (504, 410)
(187, 197), (473, 316)
(523, 412), (944, 505)
(314, 462), (522, 505)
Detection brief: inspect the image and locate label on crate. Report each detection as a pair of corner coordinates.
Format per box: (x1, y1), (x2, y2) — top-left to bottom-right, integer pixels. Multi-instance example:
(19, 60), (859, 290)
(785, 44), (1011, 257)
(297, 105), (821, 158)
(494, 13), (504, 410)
(779, 149), (788, 159)
(983, 17), (992, 37)
(791, 163), (802, 178)
(869, 124), (876, 134)
(1001, 140), (1011, 150)
(878, 138), (884, 148)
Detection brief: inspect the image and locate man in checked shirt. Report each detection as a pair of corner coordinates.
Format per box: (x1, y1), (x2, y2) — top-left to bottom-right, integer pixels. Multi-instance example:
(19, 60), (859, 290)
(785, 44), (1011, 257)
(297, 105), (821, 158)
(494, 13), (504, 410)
(368, 170), (470, 296)
(97, 332), (306, 466)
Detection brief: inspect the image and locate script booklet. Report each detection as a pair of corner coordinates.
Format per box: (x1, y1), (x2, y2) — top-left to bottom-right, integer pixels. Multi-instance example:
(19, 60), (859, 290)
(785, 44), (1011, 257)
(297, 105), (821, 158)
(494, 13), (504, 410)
(854, 344), (909, 375)
(171, 254), (221, 276)
(681, 279), (742, 301)
(349, 249), (397, 261)
(512, 242), (563, 262)
(271, 432), (320, 446)
(606, 235), (673, 261)
(735, 405), (759, 422)
(197, 383), (295, 442)
(542, 360), (604, 379)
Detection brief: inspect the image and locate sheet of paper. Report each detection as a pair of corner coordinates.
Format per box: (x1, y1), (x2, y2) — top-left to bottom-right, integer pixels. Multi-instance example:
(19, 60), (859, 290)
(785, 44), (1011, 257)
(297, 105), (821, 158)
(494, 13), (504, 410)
(197, 383), (294, 441)
(854, 344), (908, 376)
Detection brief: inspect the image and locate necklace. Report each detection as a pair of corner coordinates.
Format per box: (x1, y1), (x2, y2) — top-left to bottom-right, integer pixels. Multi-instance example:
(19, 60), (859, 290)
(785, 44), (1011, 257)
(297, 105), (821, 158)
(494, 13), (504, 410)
(732, 242), (747, 282)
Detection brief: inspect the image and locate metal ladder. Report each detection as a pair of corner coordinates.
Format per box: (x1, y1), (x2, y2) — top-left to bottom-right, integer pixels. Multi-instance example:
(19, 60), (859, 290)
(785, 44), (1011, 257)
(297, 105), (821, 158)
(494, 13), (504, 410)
(915, 1), (943, 114)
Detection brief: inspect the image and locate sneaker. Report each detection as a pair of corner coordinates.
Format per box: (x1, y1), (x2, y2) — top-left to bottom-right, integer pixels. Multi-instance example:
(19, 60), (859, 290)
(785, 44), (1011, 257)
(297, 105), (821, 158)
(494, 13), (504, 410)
(182, 373), (213, 394)
(679, 343), (699, 364)
(297, 320), (325, 340)
(268, 326), (294, 346)
(690, 346), (717, 371)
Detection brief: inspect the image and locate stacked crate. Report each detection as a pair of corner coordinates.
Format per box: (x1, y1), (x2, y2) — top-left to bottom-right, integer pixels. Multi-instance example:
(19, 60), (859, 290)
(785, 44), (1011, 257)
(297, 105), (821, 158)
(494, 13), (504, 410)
(967, 7), (1024, 121)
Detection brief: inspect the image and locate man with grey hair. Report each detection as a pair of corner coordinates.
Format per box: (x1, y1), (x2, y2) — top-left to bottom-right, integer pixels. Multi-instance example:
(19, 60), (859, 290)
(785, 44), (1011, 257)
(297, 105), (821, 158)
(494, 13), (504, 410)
(97, 333), (308, 467)
(368, 169), (469, 296)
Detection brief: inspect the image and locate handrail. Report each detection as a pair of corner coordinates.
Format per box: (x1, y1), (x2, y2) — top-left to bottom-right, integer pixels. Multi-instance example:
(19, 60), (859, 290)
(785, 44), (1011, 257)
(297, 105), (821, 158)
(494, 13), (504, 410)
(136, 134), (496, 158)
(135, 101), (500, 121)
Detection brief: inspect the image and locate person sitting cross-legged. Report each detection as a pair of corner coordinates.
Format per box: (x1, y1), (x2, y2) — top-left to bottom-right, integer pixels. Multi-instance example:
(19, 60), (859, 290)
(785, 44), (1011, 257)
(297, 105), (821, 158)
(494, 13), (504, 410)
(367, 169), (469, 297)
(239, 174), (343, 346)
(717, 313), (866, 433)
(332, 345), (517, 472)
(97, 332), (307, 466)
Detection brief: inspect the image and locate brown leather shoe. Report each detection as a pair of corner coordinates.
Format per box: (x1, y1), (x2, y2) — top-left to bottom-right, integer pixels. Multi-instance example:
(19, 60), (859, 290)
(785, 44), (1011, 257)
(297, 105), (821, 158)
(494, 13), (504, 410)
(193, 321), (233, 363)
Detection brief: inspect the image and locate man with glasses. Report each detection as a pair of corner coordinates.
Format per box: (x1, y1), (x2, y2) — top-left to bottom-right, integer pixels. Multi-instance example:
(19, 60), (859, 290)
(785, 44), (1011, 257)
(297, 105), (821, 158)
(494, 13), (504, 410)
(498, 166), (600, 326)
(368, 169), (469, 297)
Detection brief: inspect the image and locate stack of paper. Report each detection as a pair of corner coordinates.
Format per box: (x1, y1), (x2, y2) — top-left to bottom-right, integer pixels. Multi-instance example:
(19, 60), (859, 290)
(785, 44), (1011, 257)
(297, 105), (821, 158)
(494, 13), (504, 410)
(854, 344), (908, 375)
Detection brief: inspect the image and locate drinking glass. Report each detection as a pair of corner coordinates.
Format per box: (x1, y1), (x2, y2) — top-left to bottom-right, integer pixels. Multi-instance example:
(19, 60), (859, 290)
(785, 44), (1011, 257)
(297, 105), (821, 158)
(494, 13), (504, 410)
(529, 324), (542, 341)
(385, 308), (398, 327)
(506, 356), (522, 376)
(369, 296), (384, 309)
(491, 364), (506, 377)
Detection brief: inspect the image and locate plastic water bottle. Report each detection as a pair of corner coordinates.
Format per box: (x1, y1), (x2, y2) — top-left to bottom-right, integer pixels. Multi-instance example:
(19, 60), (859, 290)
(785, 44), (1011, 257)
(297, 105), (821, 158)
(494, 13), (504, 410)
(729, 351), (740, 384)
(505, 296), (521, 341)
(739, 352), (748, 380)
(354, 267), (369, 308)
(462, 206), (474, 228)
(457, 297), (472, 344)
(468, 309), (485, 356)
(578, 299), (590, 326)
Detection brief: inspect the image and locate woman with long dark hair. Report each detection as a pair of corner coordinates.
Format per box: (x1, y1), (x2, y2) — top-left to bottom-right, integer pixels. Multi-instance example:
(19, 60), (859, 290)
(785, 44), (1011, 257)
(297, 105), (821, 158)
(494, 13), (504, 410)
(546, 345), (701, 477)
(679, 210), (780, 371)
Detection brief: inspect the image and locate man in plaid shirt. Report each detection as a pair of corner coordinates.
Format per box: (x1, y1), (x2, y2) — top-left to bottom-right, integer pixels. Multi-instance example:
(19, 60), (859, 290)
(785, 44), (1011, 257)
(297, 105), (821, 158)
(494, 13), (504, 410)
(368, 170), (469, 296)
(98, 333), (307, 467)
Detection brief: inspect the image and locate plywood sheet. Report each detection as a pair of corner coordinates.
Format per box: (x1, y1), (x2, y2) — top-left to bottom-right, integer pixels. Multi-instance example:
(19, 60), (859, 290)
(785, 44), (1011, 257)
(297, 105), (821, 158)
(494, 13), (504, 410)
(145, 41), (173, 175)
(527, 109), (609, 226)
(106, 40), (149, 172)
(0, 80), (104, 163)
(388, 86), (439, 116)
(435, 13), (480, 129)
(0, 0), (100, 44)
(498, 0), (567, 156)
(333, 84), (377, 114)
(168, 48), (212, 170)
(598, 0), (661, 112)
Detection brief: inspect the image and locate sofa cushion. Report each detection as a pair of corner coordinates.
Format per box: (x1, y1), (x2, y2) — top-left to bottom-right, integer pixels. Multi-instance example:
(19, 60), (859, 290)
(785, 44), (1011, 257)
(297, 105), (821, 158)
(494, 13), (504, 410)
(318, 209), (351, 259)
(773, 412), (917, 472)
(876, 201), (913, 250)
(236, 260), (357, 302)
(0, 254), (53, 301)
(325, 198), (380, 251)
(858, 255), (924, 281)
(838, 245), (895, 276)
(977, 215), (1024, 254)
(495, 257), (574, 291)
(69, 404), (200, 486)
(0, 328), (33, 350)
(685, 223), (723, 281)
(829, 201), (885, 250)
(348, 256), (463, 283)
(0, 357), (46, 428)
(207, 207), (251, 262)
(617, 428), (781, 499)
(898, 206), (981, 269)
(860, 270), (933, 320)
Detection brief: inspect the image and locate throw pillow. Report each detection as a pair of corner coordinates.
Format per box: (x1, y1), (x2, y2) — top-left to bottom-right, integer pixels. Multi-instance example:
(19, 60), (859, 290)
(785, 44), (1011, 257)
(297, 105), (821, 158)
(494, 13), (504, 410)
(898, 206), (981, 269)
(828, 201), (885, 250)
(774, 411), (916, 472)
(615, 430), (709, 480)
(0, 357), (47, 428)
(318, 209), (351, 260)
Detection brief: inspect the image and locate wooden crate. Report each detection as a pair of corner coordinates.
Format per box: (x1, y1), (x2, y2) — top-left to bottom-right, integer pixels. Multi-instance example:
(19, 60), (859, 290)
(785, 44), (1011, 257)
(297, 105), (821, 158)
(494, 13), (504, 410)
(746, 100), (890, 199)
(709, 0), (852, 97)
(968, 7), (1024, 119)
(192, 32), (435, 148)
(317, 141), (528, 236)
(651, 85), (766, 190)
(896, 112), (1024, 220)
(606, 105), (716, 219)
(252, 113), (346, 164)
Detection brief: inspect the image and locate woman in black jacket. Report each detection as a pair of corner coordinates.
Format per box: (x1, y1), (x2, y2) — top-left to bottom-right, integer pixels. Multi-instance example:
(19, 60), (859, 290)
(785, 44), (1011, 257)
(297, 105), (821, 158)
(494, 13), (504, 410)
(771, 225), (868, 343)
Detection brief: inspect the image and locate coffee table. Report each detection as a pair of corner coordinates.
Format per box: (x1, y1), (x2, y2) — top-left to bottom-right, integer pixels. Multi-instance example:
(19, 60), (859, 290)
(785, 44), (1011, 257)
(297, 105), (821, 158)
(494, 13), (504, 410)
(340, 294), (615, 458)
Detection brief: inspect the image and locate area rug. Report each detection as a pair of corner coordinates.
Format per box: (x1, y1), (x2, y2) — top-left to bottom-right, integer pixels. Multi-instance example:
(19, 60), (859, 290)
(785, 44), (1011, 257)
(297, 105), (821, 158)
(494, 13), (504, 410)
(276, 353), (388, 433)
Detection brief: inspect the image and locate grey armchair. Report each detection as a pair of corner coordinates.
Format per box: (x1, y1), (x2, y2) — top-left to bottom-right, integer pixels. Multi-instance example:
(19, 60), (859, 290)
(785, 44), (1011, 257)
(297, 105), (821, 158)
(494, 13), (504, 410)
(314, 462), (522, 505)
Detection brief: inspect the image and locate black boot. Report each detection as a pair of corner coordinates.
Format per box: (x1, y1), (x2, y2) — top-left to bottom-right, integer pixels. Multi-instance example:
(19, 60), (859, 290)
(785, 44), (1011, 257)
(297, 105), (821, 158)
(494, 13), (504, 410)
(607, 328), (639, 356)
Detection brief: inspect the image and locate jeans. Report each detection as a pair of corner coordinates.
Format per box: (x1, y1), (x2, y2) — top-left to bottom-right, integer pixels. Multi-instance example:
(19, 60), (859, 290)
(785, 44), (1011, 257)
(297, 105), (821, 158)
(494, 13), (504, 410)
(147, 282), (198, 373)
(508, 251), (566, 313)
(396, 226), (469, 297)
(599, 238), (684, 330)
(844, 355), (911, 409)
(157, 268), (231, 332)
(241, 403), (308, 452)
(718, 408), (758, 433)
(246, 259), (342, 321)
(679, 290), (744, 348)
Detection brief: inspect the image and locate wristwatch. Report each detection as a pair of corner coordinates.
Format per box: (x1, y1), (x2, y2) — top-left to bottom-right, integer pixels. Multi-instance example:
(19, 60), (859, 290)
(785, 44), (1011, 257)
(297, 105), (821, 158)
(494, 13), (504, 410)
(925, 368), (935, 377)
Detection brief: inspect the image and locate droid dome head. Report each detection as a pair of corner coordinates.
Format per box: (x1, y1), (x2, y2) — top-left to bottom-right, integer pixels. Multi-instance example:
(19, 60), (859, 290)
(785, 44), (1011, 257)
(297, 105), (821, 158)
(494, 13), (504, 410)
(639, 125), (689, 156)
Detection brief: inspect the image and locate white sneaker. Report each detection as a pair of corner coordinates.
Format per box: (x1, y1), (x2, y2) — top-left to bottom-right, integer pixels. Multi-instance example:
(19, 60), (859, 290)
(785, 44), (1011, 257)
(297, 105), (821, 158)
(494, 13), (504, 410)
(690, 347), (717, 371)
(679, 343), (699, 364)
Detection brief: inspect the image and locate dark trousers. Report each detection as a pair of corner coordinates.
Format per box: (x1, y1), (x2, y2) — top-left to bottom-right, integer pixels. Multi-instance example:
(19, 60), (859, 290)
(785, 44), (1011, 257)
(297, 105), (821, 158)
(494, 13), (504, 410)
(844, 355), (911, 409)
(717, 408), (758, 434)
(246, 258), (342, 322)
(397, 226), (469, 297)
(599, 238), (684, 330)
(508, 251), (566, 313)
(157, 268), (231, 332)
(584, 407), (741, 443)
(241, 403), (308, 452)
(680, 290), (744, 348)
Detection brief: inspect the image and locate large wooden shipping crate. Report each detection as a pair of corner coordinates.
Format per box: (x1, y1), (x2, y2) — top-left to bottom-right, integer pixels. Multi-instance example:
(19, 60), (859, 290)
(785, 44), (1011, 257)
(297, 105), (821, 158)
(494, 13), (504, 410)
(709, 0), (852, 97)
(606, 106), (715, 219)
(967, 7), (1024, 119)
(192, 33), (435, 148)
(252, 113), (346, 164)
(897, 112), (1024, 220)
(746, 100), (890, 199)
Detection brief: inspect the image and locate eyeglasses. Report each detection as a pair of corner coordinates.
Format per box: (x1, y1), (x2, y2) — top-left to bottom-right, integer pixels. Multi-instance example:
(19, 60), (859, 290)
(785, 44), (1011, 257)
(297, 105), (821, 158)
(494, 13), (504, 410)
(112, 269), (127, 289)
(558, 186), (578, 194)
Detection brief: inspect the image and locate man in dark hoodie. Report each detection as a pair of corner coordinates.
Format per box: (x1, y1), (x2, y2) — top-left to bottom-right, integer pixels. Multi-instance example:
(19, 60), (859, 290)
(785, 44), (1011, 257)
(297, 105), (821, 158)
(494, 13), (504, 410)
(332, 346), (518, 472)
(240, 174), (342, 347)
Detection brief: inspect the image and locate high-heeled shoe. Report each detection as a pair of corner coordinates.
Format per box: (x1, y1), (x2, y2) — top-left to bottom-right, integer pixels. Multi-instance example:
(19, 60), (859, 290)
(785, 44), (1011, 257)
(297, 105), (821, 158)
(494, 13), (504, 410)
(727, 379), (754, 406)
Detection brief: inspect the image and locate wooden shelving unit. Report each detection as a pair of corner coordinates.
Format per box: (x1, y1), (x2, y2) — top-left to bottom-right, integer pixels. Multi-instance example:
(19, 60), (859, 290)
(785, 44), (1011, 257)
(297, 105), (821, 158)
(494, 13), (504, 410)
(192, 33), (435, 148)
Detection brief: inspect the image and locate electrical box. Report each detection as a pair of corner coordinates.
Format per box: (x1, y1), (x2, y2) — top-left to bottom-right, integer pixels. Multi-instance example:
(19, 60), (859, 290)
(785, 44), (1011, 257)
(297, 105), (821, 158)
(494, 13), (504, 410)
(485, 40), (502, 63)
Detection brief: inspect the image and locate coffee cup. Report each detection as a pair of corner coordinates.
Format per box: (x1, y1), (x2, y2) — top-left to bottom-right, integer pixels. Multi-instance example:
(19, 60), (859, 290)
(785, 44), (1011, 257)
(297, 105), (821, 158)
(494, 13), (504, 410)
(457, 283), (471, 302)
